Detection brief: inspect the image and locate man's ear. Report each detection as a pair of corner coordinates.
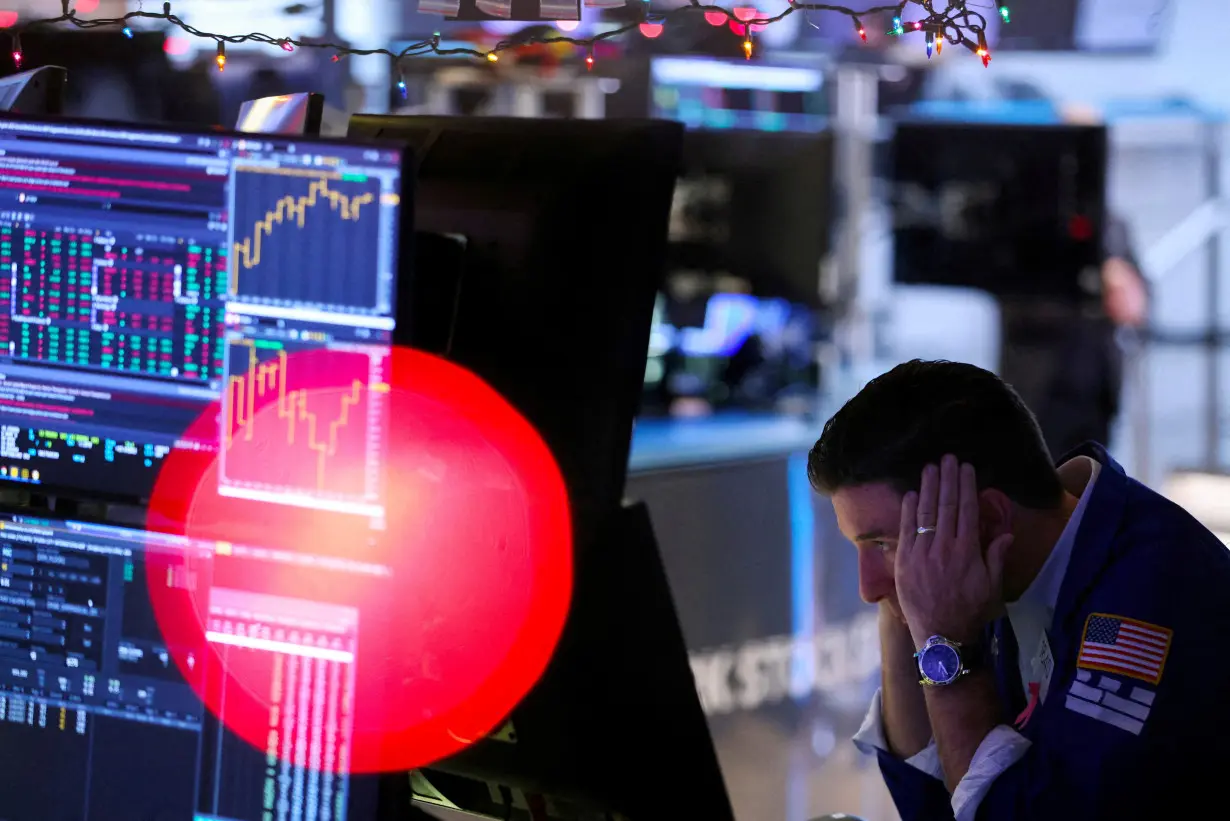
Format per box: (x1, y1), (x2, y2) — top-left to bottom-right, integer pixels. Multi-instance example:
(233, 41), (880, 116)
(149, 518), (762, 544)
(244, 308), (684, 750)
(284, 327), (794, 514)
(979, 488), (1014, 545)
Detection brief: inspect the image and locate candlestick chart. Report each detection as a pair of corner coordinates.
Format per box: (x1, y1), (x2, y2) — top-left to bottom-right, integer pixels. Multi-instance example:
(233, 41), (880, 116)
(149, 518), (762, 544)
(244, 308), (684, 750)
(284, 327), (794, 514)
(229, 167), (382, 312)
(218, 338), (388, 507)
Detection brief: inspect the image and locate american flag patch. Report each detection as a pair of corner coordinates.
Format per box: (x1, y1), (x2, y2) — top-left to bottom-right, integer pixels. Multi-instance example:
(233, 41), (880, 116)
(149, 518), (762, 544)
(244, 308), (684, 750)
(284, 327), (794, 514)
(1077, 613), (1172, 685)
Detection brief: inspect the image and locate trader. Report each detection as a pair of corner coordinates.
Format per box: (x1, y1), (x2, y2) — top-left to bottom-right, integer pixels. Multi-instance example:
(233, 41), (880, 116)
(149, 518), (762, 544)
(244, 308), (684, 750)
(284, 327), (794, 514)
(806, 359), (1230, 819)
(998, 214), (1147, 459)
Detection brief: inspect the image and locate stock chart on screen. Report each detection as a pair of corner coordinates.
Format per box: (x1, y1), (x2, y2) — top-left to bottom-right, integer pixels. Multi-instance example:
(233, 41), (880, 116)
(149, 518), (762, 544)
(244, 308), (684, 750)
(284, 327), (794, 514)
(0, 118), (406, 501)
(229, 167), (386, 315)
(220, 337), (389, 516)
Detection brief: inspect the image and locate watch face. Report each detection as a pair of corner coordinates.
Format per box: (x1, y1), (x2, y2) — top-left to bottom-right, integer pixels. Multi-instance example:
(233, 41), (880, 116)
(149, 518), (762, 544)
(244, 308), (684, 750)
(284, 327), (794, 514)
(920, 643), (962, 684)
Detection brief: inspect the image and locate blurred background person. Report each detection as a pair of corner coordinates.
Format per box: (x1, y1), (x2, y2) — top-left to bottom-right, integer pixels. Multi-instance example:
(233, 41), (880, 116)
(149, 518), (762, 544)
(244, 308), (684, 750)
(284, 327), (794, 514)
(1000, 213), (1149, 459)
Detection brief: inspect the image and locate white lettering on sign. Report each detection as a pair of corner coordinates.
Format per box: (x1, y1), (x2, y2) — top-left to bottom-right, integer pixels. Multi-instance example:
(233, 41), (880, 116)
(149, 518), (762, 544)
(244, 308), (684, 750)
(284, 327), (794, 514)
(689, 611), (880, 716)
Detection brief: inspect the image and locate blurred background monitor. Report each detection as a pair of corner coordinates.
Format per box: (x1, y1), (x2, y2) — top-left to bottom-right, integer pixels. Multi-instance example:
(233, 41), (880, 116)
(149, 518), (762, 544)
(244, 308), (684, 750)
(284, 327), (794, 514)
(986, 0), (1172, 52)
(788, 0), (1171, 53)
(643, 291), (817, 416)
(0, 66), (66, 115)
(650, 57), (828, 132)
(669, 128), (833, 308)
(891, 120), (1108, 298)
(235, 91), (325, 135)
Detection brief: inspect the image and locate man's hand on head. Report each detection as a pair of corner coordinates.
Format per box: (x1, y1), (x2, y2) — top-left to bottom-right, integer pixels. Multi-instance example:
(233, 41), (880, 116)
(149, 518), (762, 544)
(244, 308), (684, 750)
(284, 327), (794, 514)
(894, 455), (1013, 647)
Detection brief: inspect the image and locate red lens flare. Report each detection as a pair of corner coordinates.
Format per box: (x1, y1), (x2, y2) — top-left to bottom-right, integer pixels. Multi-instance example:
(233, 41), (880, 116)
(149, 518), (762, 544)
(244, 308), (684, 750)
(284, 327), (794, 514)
(145, 345), (572, 774)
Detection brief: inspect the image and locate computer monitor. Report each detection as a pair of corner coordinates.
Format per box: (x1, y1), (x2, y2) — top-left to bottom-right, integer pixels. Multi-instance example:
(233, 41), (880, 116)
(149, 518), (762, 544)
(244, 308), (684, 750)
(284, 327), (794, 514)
(0, 66), (67, 115)
(347, 114), (672, 526)
(986, 0), (1170, 53)
(346, 114), (732, 819)
(0, 114), (409, 504)
(891, 120), (1107, 298)
(0, 506), (391, 819)
(235, 92), (325, 136)
(650, 57), (828, 133)
(669, 128), (833, 307)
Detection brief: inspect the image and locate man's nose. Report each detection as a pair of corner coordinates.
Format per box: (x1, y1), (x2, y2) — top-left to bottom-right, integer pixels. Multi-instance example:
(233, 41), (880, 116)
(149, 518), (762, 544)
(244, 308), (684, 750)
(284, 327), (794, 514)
(857, 550), (893, 604)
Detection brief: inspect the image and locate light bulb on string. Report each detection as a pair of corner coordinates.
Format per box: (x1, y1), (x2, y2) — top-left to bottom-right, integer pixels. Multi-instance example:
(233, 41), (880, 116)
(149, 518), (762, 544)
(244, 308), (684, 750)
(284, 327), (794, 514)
(852, 16), (865, 42)
(585, 48), (594, 70)
(0, 0), (1020, 72)
(396, 67), (407, 98)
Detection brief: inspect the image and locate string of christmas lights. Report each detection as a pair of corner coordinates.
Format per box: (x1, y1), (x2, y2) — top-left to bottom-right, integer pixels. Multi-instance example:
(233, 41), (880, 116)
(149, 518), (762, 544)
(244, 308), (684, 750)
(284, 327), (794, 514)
(8, 0), (1009, 81)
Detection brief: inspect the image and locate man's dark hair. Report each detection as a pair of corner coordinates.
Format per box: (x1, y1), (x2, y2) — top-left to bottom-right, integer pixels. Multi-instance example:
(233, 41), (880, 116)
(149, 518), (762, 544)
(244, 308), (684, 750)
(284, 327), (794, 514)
(807, 360), (1063, 509)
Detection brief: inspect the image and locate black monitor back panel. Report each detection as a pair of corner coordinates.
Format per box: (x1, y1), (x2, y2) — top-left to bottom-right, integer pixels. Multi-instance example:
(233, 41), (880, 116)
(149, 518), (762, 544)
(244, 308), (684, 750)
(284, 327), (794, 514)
(348, 115), (734, 820)
(349, 114), (681, 524)
(891, 120), (1108, 299)
(671, 128), (833, 308)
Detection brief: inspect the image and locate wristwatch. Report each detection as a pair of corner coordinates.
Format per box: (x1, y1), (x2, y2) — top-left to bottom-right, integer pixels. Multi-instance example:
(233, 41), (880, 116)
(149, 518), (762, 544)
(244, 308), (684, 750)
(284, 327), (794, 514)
(915, 635), (981, 687)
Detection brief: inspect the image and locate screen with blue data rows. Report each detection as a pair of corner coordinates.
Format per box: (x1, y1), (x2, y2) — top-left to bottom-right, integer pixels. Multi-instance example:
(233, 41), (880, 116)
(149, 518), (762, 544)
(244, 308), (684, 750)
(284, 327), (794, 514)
(0, 511), (389, 820)
(0, 117), (404, 502)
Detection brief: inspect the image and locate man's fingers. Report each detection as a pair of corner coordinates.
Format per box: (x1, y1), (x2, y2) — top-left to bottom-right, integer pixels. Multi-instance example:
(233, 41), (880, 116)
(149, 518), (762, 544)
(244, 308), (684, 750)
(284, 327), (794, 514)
(935, 454), (960, 544)
(956, 462), (980, 549)
(915, 462), (939, 543)
(898, 489), (919, 564)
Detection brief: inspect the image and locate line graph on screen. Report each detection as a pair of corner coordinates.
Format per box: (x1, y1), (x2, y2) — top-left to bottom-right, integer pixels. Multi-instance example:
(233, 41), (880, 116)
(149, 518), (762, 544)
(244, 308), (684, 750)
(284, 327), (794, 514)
(218, 338), (388, 509)
(229, 167), (382, 311)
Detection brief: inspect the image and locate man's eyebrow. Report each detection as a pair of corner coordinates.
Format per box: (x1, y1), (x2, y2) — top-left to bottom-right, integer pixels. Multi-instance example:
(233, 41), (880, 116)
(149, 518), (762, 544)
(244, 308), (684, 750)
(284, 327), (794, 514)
(854, 529), (895, 542)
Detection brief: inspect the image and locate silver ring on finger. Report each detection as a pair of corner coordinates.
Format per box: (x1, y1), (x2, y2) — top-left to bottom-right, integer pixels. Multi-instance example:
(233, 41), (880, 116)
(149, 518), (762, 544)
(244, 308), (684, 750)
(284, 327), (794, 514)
(916, 525), (937, 535)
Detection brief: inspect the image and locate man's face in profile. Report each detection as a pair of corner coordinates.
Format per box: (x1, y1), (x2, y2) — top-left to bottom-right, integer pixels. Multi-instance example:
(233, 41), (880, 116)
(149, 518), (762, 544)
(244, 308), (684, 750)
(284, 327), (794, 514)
(831, 482), (906, 621)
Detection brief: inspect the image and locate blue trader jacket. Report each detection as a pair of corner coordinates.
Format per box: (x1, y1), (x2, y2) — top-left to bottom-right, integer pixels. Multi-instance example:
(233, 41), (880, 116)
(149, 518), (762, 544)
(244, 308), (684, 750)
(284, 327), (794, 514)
(878, 443), (1230, 820)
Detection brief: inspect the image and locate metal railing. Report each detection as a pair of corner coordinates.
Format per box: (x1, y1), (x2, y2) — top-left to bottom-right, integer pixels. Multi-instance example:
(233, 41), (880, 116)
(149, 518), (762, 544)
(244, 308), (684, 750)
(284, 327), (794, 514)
(1126, 118), (1227, 487)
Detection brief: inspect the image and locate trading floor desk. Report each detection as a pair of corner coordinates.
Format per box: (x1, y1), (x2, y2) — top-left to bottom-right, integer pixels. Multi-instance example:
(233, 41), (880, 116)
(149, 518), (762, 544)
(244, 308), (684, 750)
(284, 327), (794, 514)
(627, 411), (895, 821)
